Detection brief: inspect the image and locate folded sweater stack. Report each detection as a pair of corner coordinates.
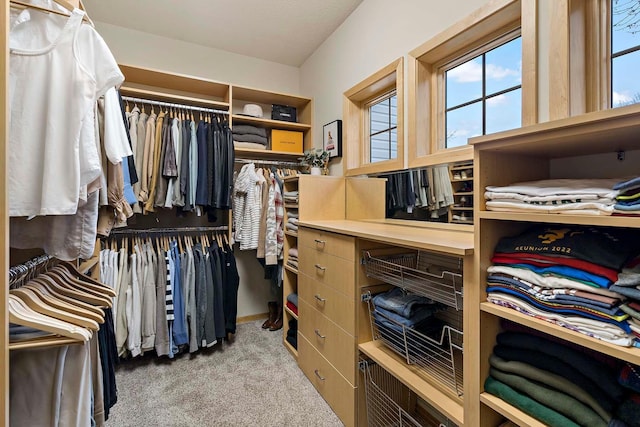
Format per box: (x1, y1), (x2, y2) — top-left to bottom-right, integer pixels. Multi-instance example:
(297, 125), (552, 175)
(232, 124), (268, 150)
(287, 247), (298, 270)
(286, 209), (298, 232)
(286, 293), (298, 316)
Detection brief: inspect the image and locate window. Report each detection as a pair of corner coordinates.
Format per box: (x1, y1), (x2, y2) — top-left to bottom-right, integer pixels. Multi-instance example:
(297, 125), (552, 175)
(368, 92), (398, 163)
(444, 35), (522, 148)
(343, 58), (404, 176)
(611, 0), (640, 107)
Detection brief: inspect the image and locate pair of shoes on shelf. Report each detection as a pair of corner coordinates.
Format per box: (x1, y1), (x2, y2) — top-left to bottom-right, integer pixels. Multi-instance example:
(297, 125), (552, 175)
(453, 173), (462, 180)
(452, 213), (469, 222)
(461, 171), (468, 179)
(261, 301), (283, 331)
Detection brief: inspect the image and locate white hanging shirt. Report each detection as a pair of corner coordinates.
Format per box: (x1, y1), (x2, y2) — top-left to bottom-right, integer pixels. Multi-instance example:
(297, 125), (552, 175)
(9, 7), (124, 216)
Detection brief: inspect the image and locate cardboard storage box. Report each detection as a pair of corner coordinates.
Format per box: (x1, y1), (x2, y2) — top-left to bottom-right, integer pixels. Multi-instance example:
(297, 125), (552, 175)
(271, 129), (303, 153)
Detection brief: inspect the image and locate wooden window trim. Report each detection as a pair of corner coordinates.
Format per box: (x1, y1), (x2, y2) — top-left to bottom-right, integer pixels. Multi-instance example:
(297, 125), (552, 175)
(343, 58), (404, 177)
(407, 0), (530, 169)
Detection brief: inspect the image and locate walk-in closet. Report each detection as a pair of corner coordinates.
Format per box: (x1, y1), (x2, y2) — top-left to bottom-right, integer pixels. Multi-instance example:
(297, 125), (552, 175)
(4, 0), (640, 426)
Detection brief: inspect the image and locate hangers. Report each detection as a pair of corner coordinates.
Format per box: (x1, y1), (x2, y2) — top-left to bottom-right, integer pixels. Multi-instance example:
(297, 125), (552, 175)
(10, 1), (95, 26)
(8, 294), (92, 342)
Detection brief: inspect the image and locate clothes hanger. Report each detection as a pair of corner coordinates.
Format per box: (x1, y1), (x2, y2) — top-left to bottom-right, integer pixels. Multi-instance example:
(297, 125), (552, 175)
(25, 279), (104, 321)
(43, 270), (113, 307)
(10, 288), (100, 331)
(8, 294), (91, 341)
(23, 281), (104, 324)
(55, 262), (117, 297)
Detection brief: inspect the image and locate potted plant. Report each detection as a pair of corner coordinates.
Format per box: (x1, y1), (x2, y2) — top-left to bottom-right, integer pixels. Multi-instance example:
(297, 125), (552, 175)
(301, 148), (329, 175)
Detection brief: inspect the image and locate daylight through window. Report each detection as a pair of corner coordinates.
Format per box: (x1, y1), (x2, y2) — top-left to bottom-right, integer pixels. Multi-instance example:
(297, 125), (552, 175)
(612, 0), (640, 107)
(444, 35), (522, 148)
(368, 92), (398, 163)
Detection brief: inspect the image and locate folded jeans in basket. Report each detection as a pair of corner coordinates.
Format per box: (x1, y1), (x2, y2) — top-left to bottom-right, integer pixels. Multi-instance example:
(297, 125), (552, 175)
(372, 287), (444, 319)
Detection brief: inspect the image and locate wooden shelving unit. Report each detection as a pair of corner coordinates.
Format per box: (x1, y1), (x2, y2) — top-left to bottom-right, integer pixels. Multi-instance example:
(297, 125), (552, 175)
(471, 103), (640, 426)
(282, 176), (300, 359)
(449, 160), (474, 226)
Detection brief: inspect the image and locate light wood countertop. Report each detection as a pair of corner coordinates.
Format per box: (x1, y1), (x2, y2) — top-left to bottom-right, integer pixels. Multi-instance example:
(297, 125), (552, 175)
(298, 219), (474, 255)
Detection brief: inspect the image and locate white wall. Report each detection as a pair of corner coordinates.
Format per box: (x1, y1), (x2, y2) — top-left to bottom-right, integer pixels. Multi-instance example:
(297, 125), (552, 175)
(300, 0), (489, 175)
(96, 22), (300, 94)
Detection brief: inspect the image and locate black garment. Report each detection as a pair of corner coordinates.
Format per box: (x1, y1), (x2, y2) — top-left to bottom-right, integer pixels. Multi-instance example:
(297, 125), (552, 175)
(116, 90), (138, 185)
(154, 115), (171, 206)
(209, 243), (226, 340)
(222, 243), (240, 334)
(286, 318), (298, 349)
(180, 119), (192, 211)
(193, 243), (208, 346)
(195, 121), (208, 206)
(98, 308), (118, 420)
(206, 122), (215, 209)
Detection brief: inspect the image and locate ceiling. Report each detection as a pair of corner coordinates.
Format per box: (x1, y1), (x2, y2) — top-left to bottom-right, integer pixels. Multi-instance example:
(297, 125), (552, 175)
(82, 0), (363, 67)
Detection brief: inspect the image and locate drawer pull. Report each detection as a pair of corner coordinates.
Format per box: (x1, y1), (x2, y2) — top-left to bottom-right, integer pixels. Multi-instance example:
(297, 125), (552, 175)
(314, 239), (326, 245)
(314, 329), (326, 339)
(314, 369), (326, 381)
(314, 264), (326, 271)
(314, 294), (326, 303)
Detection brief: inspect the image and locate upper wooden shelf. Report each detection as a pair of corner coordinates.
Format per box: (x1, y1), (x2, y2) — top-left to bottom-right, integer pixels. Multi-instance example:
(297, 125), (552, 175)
(232, 85), (311, 109)
(479, 211), (640, 228)
(120, 84), (230, 110)
(470, 103), (640, 158)
(231, 114), (311, 131)
(359, 341), (464, 426)
(481, 302), (640, 365)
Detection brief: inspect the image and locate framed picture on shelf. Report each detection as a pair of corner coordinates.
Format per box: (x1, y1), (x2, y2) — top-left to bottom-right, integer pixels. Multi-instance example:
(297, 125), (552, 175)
(323, 120), (342, 158)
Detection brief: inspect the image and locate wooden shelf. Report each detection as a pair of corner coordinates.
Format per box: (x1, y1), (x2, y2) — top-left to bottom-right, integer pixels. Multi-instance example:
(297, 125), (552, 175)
(478, 211), (640, 228)
(233, 85), (312, 108)
(284, 203), (299, 209)
(283, 175), (300, 182)
(480, 393), (547, 427)
(232, 114), (311, 131)
(451, 207), (473, 211)
(234, 148), (303, 160)
(285, 230), (298, 238)
(284, 264), (299, 275)
(451, 178), (474, 182)
(453, 192), (473, 196)
(120, 84), (230, 110)
(284, 306), (298, 320)
(359, 340), (464, 426)
(450, 165), (473, 171)
(481, 302), (640, 365)
(471, 103), (640, 157)
(451, 220), (474, 225)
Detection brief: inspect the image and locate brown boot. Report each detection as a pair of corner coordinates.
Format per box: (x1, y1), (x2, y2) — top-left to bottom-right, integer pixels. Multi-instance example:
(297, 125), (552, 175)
(262, 301), (278, 329)
(269, 302), (283, 331)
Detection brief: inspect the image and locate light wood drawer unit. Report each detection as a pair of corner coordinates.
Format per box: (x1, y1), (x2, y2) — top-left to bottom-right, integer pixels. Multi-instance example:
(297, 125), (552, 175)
(299, 228), (355, 261)
(299, 250), (355, 300)
(298, 334), (356, 427)
(299, 273), (356, 335)
(299, 299), (356, 384)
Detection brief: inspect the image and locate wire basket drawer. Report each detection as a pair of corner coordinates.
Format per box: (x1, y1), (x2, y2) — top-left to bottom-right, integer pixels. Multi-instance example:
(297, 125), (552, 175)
(362, 250), (463, 310)
(365, 293), (464, 396)
(361, 359), (458, 427)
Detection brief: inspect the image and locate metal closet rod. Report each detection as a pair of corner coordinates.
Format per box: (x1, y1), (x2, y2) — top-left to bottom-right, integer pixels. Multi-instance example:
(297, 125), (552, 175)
(108, 226), (229, 236)
(121, 95), (229, 115)
(235, 158), (304, 167)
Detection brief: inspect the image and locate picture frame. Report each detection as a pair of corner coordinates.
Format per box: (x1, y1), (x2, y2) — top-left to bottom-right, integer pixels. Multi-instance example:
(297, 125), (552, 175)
(323, 120), (342, 158)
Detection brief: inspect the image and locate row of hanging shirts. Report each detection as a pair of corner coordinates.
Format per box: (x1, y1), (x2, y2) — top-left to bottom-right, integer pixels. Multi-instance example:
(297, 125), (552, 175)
(99, 231), (240, 360)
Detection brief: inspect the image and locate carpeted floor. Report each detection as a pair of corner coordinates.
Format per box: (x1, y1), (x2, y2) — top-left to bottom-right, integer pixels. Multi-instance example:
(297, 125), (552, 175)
(105, 320), (344, 427)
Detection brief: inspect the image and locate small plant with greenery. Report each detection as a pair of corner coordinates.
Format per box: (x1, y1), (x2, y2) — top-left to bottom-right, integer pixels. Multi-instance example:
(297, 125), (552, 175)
(301, 148), (329, 168)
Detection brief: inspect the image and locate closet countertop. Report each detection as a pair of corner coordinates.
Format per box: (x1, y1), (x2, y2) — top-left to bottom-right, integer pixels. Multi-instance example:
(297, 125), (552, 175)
(298, 219), (474, 255)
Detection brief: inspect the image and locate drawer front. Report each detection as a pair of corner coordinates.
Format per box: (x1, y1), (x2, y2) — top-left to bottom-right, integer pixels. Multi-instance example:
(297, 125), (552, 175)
(299, 273), (356, 335)
(298, 334), (356, 427)
(299, 299), (356, 384)
(299, 250), (355, 300)
(299, 228), (355, 261)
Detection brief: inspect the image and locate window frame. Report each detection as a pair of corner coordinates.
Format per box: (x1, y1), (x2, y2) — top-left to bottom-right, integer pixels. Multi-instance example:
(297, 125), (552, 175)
(343, 57), (404, 176)
(407, 0), (529, 169)
(439, 29), (523, 149)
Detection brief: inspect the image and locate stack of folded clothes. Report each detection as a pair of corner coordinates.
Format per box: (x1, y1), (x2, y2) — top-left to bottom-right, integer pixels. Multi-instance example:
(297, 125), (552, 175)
(285, 210), (298, 233)
(286, 292), (298, 316)
(283, 190), (299, 204)
(485, 330), (633, 427)
(232, 124), (268, 150)
(287, 247), (298, 270)
(486, 224), (640, 347)
(286, 318), (298, 349)
(614, 177), (640, 216)
(371, 287), (446, 355)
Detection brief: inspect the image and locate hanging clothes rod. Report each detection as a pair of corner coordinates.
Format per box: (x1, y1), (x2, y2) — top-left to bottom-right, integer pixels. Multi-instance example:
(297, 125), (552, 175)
(108, 226), (229, 236)
(121, 95), (229, 115)
(235, 158), (304, 167)
(9, 255), (55, 289)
